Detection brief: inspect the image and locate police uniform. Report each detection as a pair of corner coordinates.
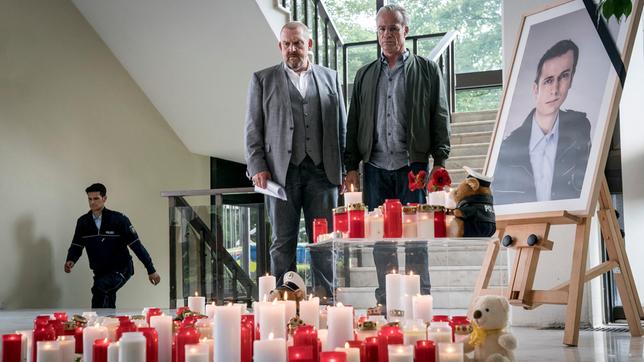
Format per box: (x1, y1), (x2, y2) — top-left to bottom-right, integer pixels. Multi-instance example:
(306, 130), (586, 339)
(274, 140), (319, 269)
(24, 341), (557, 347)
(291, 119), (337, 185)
(457, 167), (497, 237)
(66, 208), (156, 308)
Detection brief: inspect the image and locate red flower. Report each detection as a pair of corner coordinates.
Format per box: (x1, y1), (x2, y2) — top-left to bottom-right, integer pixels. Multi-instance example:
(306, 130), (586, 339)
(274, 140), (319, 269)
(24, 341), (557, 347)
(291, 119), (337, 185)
(408, 170), (427, 191)
(427, 167), (451, 192)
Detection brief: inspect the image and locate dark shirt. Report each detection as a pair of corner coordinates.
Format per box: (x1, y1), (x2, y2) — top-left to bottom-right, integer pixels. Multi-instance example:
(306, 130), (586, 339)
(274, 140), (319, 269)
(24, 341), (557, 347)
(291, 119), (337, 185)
(456, 194), (496, 237)
(66, 208), (156, 276)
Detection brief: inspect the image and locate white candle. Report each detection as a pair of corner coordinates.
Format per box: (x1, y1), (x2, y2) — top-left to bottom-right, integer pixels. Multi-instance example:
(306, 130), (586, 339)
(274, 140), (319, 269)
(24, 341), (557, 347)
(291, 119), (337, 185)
(386, 272), (402, 320)
(326, 303), (354, 351)
(344, 188), (363, 206)
(214, 304), (241, 362)
(402, 207), (417, 238)
(195, 318), (212, 339)
(258, 275), (277, 302)
(15, 330), (32, 362)
(399, 294), (413, 320)
(427, 322), (452, 343)
(417, 206), (434, 239)
(428, 191), (445, 207)
(107, 342), (120, 362)
(198, 338), (214, 362)
(205, 302), (217, 320)
(387, 344), (414, 362)
(280, 293), (297, 323)
(403, 320), (427, 346)
(299, 296), (320, 329)
(402, 273), (420, 297)
(444, 189), (457, 209)
(259, 301), (286, 340)
(57, 336), (75, 362)
(119, 332), (146, 362)
(185, 343), (208, 362)
(253, 333), (286, 362)
(36, 341), (61, 362)
(335, 342), (360, 362)
(82, 312), (98, 325)
(83, 325), (108, 362)
(150, 314), (172, 362)
(438, 342), (464, 362)
(187, 292), (206, 315)
(101, 318), (119, 342)
(412, 294), (433, 322)
(368, 210), (384, 239)
(317, 329), (328, 351)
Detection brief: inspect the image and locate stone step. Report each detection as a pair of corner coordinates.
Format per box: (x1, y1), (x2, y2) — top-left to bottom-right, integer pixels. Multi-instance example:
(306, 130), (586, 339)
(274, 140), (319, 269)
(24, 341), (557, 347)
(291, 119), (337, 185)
(451, 120), (496, 133)
(447, 167), (484, 184)
(347, 266), (508, 288)
(450, 131), (494, 145)
(336, 285), (505, 309)
(450, 143), (490, 157)
(351, 246), (508, 268)
(451, 110), (498, 123)
(445, 155), (486, 170)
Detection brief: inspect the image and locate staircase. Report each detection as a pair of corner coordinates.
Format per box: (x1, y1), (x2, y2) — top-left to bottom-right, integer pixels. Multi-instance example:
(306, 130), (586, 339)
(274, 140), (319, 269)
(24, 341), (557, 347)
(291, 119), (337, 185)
(446, 110), (497, 184)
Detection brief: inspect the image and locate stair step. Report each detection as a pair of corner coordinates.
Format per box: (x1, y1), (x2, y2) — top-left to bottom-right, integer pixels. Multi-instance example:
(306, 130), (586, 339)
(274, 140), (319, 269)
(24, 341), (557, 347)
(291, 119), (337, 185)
(451, 110), (498, 123)
(450, 143), (490, 157)
(451, 120), (496, 133)
(346, 266), (508, 288)
(445, 155), (486, 170)
(351, 246), (508, 268)
(450, 131), (493, 145)
(448, 167), (484, 184)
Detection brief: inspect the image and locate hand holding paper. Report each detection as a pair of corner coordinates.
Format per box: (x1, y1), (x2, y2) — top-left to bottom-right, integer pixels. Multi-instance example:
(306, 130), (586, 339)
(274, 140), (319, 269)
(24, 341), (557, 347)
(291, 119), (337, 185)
(254, 180), (287, 201)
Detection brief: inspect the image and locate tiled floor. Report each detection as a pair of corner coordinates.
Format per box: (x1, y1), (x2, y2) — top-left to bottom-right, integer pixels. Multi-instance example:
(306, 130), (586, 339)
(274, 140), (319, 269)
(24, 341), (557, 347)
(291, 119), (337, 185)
(2, 309), (644, 361)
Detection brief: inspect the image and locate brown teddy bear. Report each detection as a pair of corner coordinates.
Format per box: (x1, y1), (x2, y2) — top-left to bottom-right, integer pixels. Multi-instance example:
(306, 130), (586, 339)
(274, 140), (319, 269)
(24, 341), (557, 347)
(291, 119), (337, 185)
(267, 271), (307, 302)
(447, 166), (496, 238)
(465, 295), (517, 362)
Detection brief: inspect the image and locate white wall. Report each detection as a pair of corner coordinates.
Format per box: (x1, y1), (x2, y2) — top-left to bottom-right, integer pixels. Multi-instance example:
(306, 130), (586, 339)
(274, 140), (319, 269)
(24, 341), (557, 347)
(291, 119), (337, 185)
(0, 0), (210, 309)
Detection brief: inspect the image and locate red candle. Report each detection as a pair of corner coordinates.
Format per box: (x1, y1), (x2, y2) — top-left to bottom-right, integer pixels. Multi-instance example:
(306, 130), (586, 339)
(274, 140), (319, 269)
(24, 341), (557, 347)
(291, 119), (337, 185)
(347, 340), (365, 362)
(49, 319), (64, 338)
(116, 321), (137, 341)
(364, 336), (379, 362)
(32, 323), (56, 362)
(313, 218), (329, 243)
(74, 326), (84, 353)
(174, 326), (200, 362)
(348, 203), (366, 238)
(33, 315), (50, 328)
(288, 345), (313, 362)
(241, 321), (252, 362)
(414, 340), (436, 362)
(377, 326), (403, 362)
(432, 315), (450, 323)
(53, 312), (68, 322)
(92, 338), (110, 362)
(320, 351), (347, 362)
(147, 308), (163, 325)
(450, 316), (468, 342)
(2, 334), (22, 362)
(433, 208), (446, 237)
(137, 327), (159, 362)
(383, 199), (403, 238)
(333, 206), (349, 233)
(292, 326), (319, 362)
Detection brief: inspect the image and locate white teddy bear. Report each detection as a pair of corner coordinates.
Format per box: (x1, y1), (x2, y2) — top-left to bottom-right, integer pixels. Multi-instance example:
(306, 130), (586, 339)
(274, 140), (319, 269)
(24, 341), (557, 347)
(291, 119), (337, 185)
(465, 295), (517, 362)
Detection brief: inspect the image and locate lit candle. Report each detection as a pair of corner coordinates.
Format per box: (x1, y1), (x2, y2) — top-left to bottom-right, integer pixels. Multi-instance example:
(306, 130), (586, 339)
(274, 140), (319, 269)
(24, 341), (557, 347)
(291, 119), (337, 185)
(402, 320), (426, 346)
(241, 319), (253, 362)
(205, 302), (216, 320)
(364, 337), (379, 362)
(2, 334), (23, 362)
(197, 339), (213, 362)
(402, 272), (420, 319)
(344, 185), (363, 206)
(333, 207), (349, 234)
(15, 330), (32, 362)
(107, 342), (119, 362)
(385, 272), (402, 320)
(36, 341), (60, 362)
(258, 275), (276, 304)
(118, 332), (146, 362)
(93, 338), (110, 362)
(137, 328), (158, 362)
(383, 199), (403, 238)
(281, 293), (297, 322)
(83, 325), (108, 362)
(214, 304), (241, 362)
(326, 303), (353, 351)
(399, 294), (413, 321)
(174, 326), (200, 362)
(56, 335), (75, 362)
(288, 345), (313, 362)
(73, 327), (83, 354)
(368, 209), (384, 240)
(427, 322), (452, 343)
(194, 319), (212, 339)
(319, 351), (347, 362)
(402, 206), (418, 238)
(149, 314), (172, 362)
(438, 342), (463, 362)
(348, 203), (366, 238)
(317, 329), (328, 352)
(253, 333), (286, 362)
(387, 344), (413, 362)
(415, 340), (436, 362)
(187, 292), (206, 315)
(313, 218), (329, 243)
(377, 326), (403, 361)
(417, 205), (434, 239)
(334, 342), (360, 362)
(184, 344), (208, 362)
(82, 312), (98, 325)
(299, 295), (320, 329)
(101, 318), (119, 342)
(412, 294), (433, 322)
(259, 301), (286, 340)
(145, 308), (162, 326)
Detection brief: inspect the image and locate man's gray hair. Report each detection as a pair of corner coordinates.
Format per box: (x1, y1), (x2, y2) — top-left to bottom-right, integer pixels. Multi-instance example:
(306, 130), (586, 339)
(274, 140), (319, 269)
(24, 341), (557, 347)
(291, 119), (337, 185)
(376, 4), (410, 27)
(281, 21), (311, 38)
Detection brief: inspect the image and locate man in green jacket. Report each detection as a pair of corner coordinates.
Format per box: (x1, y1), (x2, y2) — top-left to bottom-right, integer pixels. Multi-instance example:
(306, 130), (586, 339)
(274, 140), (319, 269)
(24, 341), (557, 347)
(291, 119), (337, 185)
(344, 4), (451, 311)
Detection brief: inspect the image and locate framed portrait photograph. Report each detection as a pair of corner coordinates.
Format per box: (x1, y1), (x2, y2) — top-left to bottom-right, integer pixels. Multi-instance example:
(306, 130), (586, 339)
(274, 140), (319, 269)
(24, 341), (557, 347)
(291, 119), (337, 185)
(485, 0), (642, 217)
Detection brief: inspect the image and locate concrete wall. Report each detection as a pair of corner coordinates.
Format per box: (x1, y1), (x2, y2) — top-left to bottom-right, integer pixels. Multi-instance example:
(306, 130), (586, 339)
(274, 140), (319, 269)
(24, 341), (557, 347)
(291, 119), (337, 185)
(0, 0), (209, 309)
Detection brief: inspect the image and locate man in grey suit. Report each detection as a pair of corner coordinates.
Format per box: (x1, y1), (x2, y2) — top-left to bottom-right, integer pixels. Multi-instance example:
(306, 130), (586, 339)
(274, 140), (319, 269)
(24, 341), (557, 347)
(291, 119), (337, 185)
(244, 21), (346, 300)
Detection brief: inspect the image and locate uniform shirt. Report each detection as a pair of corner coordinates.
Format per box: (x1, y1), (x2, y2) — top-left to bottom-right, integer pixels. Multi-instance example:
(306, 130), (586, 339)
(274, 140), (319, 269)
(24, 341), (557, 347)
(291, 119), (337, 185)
(529, 112), (560, 201)
(66, 208), (156, 276)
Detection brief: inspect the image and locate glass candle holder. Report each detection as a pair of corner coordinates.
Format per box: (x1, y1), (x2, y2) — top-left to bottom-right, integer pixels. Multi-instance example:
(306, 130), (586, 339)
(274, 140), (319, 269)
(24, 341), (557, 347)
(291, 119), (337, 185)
(368, 207), (384, 240)
(427, 322), (452, 343)
(313, 218), (328, 243)
(333, 206), (349, 234)
(433, 207), (446, 238)
(348, 203), (366, 238)
(383, 199), (402, 238)
(417, 204), (435, 239)
(402, 205), (418, 238)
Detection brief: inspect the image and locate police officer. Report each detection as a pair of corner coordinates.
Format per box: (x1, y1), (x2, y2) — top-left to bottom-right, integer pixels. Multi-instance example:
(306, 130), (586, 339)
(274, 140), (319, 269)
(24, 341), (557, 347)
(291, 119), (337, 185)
(64, 183), (161, 308)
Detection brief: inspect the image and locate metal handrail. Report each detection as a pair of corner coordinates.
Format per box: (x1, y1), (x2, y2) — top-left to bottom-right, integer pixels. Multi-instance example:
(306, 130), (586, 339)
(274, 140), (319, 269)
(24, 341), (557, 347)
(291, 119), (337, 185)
(427, 31), (458, 62)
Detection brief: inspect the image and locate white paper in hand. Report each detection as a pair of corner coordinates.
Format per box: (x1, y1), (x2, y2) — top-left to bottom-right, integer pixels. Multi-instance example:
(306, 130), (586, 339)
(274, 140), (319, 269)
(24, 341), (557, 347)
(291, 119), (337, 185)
(254, 180), (287, 201)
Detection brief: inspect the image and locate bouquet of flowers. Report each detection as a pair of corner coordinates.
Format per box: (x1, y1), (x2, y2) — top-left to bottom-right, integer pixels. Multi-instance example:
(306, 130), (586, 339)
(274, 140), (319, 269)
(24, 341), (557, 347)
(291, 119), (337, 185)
(407, 167), (451, 194)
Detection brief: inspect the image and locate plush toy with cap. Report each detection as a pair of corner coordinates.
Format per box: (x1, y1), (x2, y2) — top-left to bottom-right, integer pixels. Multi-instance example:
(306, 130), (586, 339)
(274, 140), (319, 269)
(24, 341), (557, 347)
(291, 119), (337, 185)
(268, 271), (306, 302)
(465, 295), (517, 362)
(447, 166), (496, 238)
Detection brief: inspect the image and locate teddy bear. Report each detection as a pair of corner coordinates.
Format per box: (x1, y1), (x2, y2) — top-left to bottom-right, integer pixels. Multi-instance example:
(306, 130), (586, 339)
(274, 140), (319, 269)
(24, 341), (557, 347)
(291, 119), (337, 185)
(267, 271), (307, 302)
(465, 295), (517, 362)
(447, 166), (496, 238)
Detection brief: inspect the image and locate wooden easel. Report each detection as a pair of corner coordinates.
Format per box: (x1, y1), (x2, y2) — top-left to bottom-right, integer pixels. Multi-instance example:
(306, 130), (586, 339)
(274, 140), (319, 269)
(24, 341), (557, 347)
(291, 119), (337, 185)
(471, 176), (644, 346)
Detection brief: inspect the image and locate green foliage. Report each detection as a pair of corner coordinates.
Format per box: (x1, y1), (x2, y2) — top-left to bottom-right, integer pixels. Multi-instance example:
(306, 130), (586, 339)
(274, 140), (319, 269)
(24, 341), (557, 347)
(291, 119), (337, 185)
(599, 0), (633, 22)
(455, 87), (502, 112)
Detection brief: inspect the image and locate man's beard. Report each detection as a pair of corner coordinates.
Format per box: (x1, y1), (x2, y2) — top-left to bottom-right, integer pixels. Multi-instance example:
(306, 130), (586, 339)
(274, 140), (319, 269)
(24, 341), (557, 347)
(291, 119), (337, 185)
(287, 55), (305, 70)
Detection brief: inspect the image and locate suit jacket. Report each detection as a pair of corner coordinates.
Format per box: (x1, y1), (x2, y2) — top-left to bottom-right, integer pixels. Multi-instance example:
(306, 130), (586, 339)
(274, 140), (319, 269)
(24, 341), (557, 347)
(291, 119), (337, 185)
(493, 109), (591, 205)
(244, 63), (346, 187)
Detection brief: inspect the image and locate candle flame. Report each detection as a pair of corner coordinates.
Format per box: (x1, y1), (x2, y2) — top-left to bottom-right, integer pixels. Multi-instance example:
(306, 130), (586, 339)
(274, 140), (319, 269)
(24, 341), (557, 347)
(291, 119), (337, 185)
(308, 294), (313, 301)
(337, 302), (344, 307)
(195, 291), (199, 297)
(284, 292), (288, 301)
(392, 269), (397, 274)
(227, 302), (233, 307)
(104, 338), (109, 343)
(272, 300), (277, 305)
(350, 184), (354, 192)
(344, 342), (350, 348)
(263, 295), (268, 302)
(268, 332), (274, 340)
(409, 271), (413, 276)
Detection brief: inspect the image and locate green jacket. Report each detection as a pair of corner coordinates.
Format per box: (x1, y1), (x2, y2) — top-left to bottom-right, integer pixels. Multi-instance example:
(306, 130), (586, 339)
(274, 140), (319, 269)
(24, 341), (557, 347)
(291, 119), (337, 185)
(344, 54), (451, 171)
